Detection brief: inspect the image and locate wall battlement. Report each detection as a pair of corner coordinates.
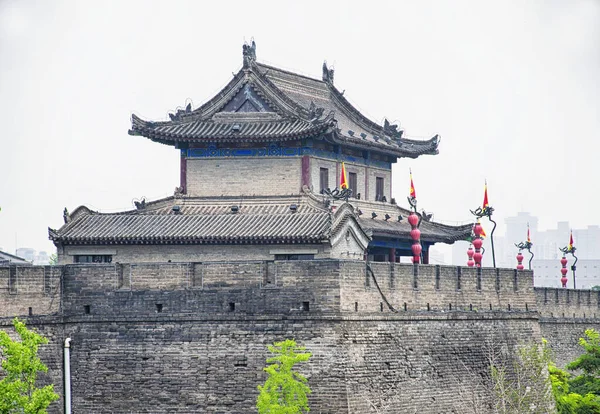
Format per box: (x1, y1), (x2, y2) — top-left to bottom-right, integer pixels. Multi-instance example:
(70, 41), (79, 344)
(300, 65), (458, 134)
(536, 287), (600, 319)
(0, 260), (547, 319)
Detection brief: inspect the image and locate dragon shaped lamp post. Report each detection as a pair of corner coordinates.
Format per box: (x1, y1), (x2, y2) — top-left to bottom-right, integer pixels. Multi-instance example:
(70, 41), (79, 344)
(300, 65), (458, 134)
(470, 182), (497, 268)
(559, 233), (578, 289)
(514, 241), (534, 270)
(472, 222), (484, 267)
(467, 245), (475, 267)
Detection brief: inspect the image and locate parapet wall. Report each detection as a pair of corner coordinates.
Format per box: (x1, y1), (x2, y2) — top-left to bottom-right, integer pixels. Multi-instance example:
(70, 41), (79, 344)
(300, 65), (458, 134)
(0, 265), (61, 317)
(1, 261), (540, 319)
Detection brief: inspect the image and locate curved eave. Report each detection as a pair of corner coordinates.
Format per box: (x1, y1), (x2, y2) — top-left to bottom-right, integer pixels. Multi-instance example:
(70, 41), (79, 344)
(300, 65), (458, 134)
(362, 222), (472, 245)
(50, 236), (328, 245)
(329, 131), (440, 159)
(129, 114), (336, 146)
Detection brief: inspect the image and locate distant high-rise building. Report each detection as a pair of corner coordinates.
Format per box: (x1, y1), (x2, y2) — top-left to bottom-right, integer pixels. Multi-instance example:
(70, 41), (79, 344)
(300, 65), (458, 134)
(16, 248), (35, 262)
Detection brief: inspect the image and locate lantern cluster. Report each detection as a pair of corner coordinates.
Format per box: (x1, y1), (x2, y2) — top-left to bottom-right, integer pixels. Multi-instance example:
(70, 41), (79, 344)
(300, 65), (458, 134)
(560, 256), (568, 288)
(467, 245), (475, 267)
(516, 251), (524, 270)
(472, 221), (484, 267)
(408, 212), (421, 264)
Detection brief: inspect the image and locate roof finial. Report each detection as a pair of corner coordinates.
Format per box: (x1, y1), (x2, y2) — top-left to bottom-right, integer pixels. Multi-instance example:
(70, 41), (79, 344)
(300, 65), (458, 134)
(322, 61), (334, 84)
(242, 39), (256, 68)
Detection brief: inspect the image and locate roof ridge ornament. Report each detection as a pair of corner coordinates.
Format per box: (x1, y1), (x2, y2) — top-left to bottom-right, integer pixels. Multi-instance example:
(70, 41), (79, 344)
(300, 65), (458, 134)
(169, 102), (192, 121)
(322, 61), (334, 84)
(308, 101), (325, 121)
(243, 39), (256, 68)
(383, 118), (403, 140)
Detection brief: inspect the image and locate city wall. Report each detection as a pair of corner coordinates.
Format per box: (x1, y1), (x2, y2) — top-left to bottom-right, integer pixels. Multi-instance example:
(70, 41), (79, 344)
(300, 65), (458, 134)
(0, 261), (597, 413)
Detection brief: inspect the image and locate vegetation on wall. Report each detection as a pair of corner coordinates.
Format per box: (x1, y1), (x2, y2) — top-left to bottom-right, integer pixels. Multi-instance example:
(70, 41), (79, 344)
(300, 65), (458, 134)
(257, 339), (312, 414)
(0, 318), (59, 414)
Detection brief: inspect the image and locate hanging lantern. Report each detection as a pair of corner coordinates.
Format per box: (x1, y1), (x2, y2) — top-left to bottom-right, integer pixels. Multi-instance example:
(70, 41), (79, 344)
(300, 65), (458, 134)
(516, 251), (524, 270)
(467, 246), (475, 267)
(472, 222), (484, 267)
(409, 212), (421, 264)
(410, 228), (421, 241)
(560, 256), (568, 288)
(473, 222), (483, 237)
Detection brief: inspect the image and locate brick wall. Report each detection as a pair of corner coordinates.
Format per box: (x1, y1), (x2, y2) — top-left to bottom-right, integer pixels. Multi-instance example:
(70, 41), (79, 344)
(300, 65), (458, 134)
(62, 243), (327, 264)
(186, 157), (302, 196)
(0, 265), (61, 318)
(2, 261), (597, 413)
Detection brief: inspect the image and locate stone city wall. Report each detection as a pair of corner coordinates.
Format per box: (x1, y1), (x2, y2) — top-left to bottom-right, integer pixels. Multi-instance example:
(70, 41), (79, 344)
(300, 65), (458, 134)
(0, 261), (597, 413)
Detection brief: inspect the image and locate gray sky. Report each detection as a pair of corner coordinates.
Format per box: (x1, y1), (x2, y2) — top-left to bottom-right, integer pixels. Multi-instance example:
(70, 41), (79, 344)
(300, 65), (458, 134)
(1, 0), (599, 256)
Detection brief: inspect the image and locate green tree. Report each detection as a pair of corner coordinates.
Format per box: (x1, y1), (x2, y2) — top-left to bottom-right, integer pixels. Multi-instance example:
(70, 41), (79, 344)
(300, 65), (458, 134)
(257, 339), (312, 414)
(0, 318), (59, 414)
(550, 364), (600, 414)
(566, 329), (600, 396)
(48, 254), (58, 266)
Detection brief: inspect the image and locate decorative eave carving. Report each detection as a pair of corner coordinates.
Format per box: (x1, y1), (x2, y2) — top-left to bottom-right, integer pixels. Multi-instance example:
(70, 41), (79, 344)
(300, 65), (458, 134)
(383, 118), (403, 140)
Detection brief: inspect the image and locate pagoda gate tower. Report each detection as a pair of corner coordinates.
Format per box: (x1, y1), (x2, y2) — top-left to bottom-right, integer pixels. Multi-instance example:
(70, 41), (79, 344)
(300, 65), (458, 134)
(50, 42), (470, 264)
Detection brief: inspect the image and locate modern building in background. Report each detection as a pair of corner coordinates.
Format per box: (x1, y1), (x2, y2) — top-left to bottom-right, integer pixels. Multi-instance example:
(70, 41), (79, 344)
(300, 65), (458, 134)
(14, 247), (51, 265)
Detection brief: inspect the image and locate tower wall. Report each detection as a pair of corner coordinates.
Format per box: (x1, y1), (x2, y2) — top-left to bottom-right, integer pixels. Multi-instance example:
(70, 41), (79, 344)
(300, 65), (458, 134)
(186, 157), (302, 196)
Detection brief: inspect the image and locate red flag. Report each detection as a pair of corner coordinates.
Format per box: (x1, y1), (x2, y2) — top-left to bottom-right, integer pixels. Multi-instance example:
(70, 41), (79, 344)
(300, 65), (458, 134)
(569, 231), (574, 250)
(527, 224), (531, 243)
(340, 162), (348, 189)
(479, 220), (487, 238)
(409, 170), (416, 199)
(482, 182), (489, 209)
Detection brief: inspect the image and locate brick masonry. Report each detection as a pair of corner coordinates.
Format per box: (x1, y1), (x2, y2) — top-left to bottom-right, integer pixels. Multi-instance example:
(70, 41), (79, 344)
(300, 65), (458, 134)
(186, 157), (302, 197)
(0, 261), (595, 413)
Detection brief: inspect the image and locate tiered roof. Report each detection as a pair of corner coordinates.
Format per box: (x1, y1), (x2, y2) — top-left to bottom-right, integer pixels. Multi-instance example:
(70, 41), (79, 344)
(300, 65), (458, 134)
(129, 42), (439, 159)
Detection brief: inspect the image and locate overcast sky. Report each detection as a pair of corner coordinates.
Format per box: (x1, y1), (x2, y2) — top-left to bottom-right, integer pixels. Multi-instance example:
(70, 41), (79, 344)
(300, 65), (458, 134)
(1, 0), (599, 257)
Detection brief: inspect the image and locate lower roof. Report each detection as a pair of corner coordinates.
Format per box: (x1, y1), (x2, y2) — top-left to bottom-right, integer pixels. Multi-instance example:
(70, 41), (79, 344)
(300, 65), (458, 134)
(49, 193), (472, 247)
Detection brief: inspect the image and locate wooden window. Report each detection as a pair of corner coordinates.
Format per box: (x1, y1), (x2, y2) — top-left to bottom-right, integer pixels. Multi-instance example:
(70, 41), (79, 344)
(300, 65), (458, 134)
(274, 254), (315, 260)
(74, 255), (112, 264)
(349, 172), (357, 197)
(319, 168), (329, 193)
(375, 177), (384, 201)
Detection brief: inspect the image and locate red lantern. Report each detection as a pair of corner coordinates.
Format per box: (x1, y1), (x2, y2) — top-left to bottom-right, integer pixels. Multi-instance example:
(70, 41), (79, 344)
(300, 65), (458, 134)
(410, 228), (421, 241)
(560, 256), (568, 288)
(412, 244), (422, 256)
(408, 212), (421, 265)
(516, 252), (524, 270)
(467, 259), (475, 267)
(473, 252), (483, 265)
(473, 222), (483, 237)
(408, 213), (419, 227)
(472, 238), (483, 249)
